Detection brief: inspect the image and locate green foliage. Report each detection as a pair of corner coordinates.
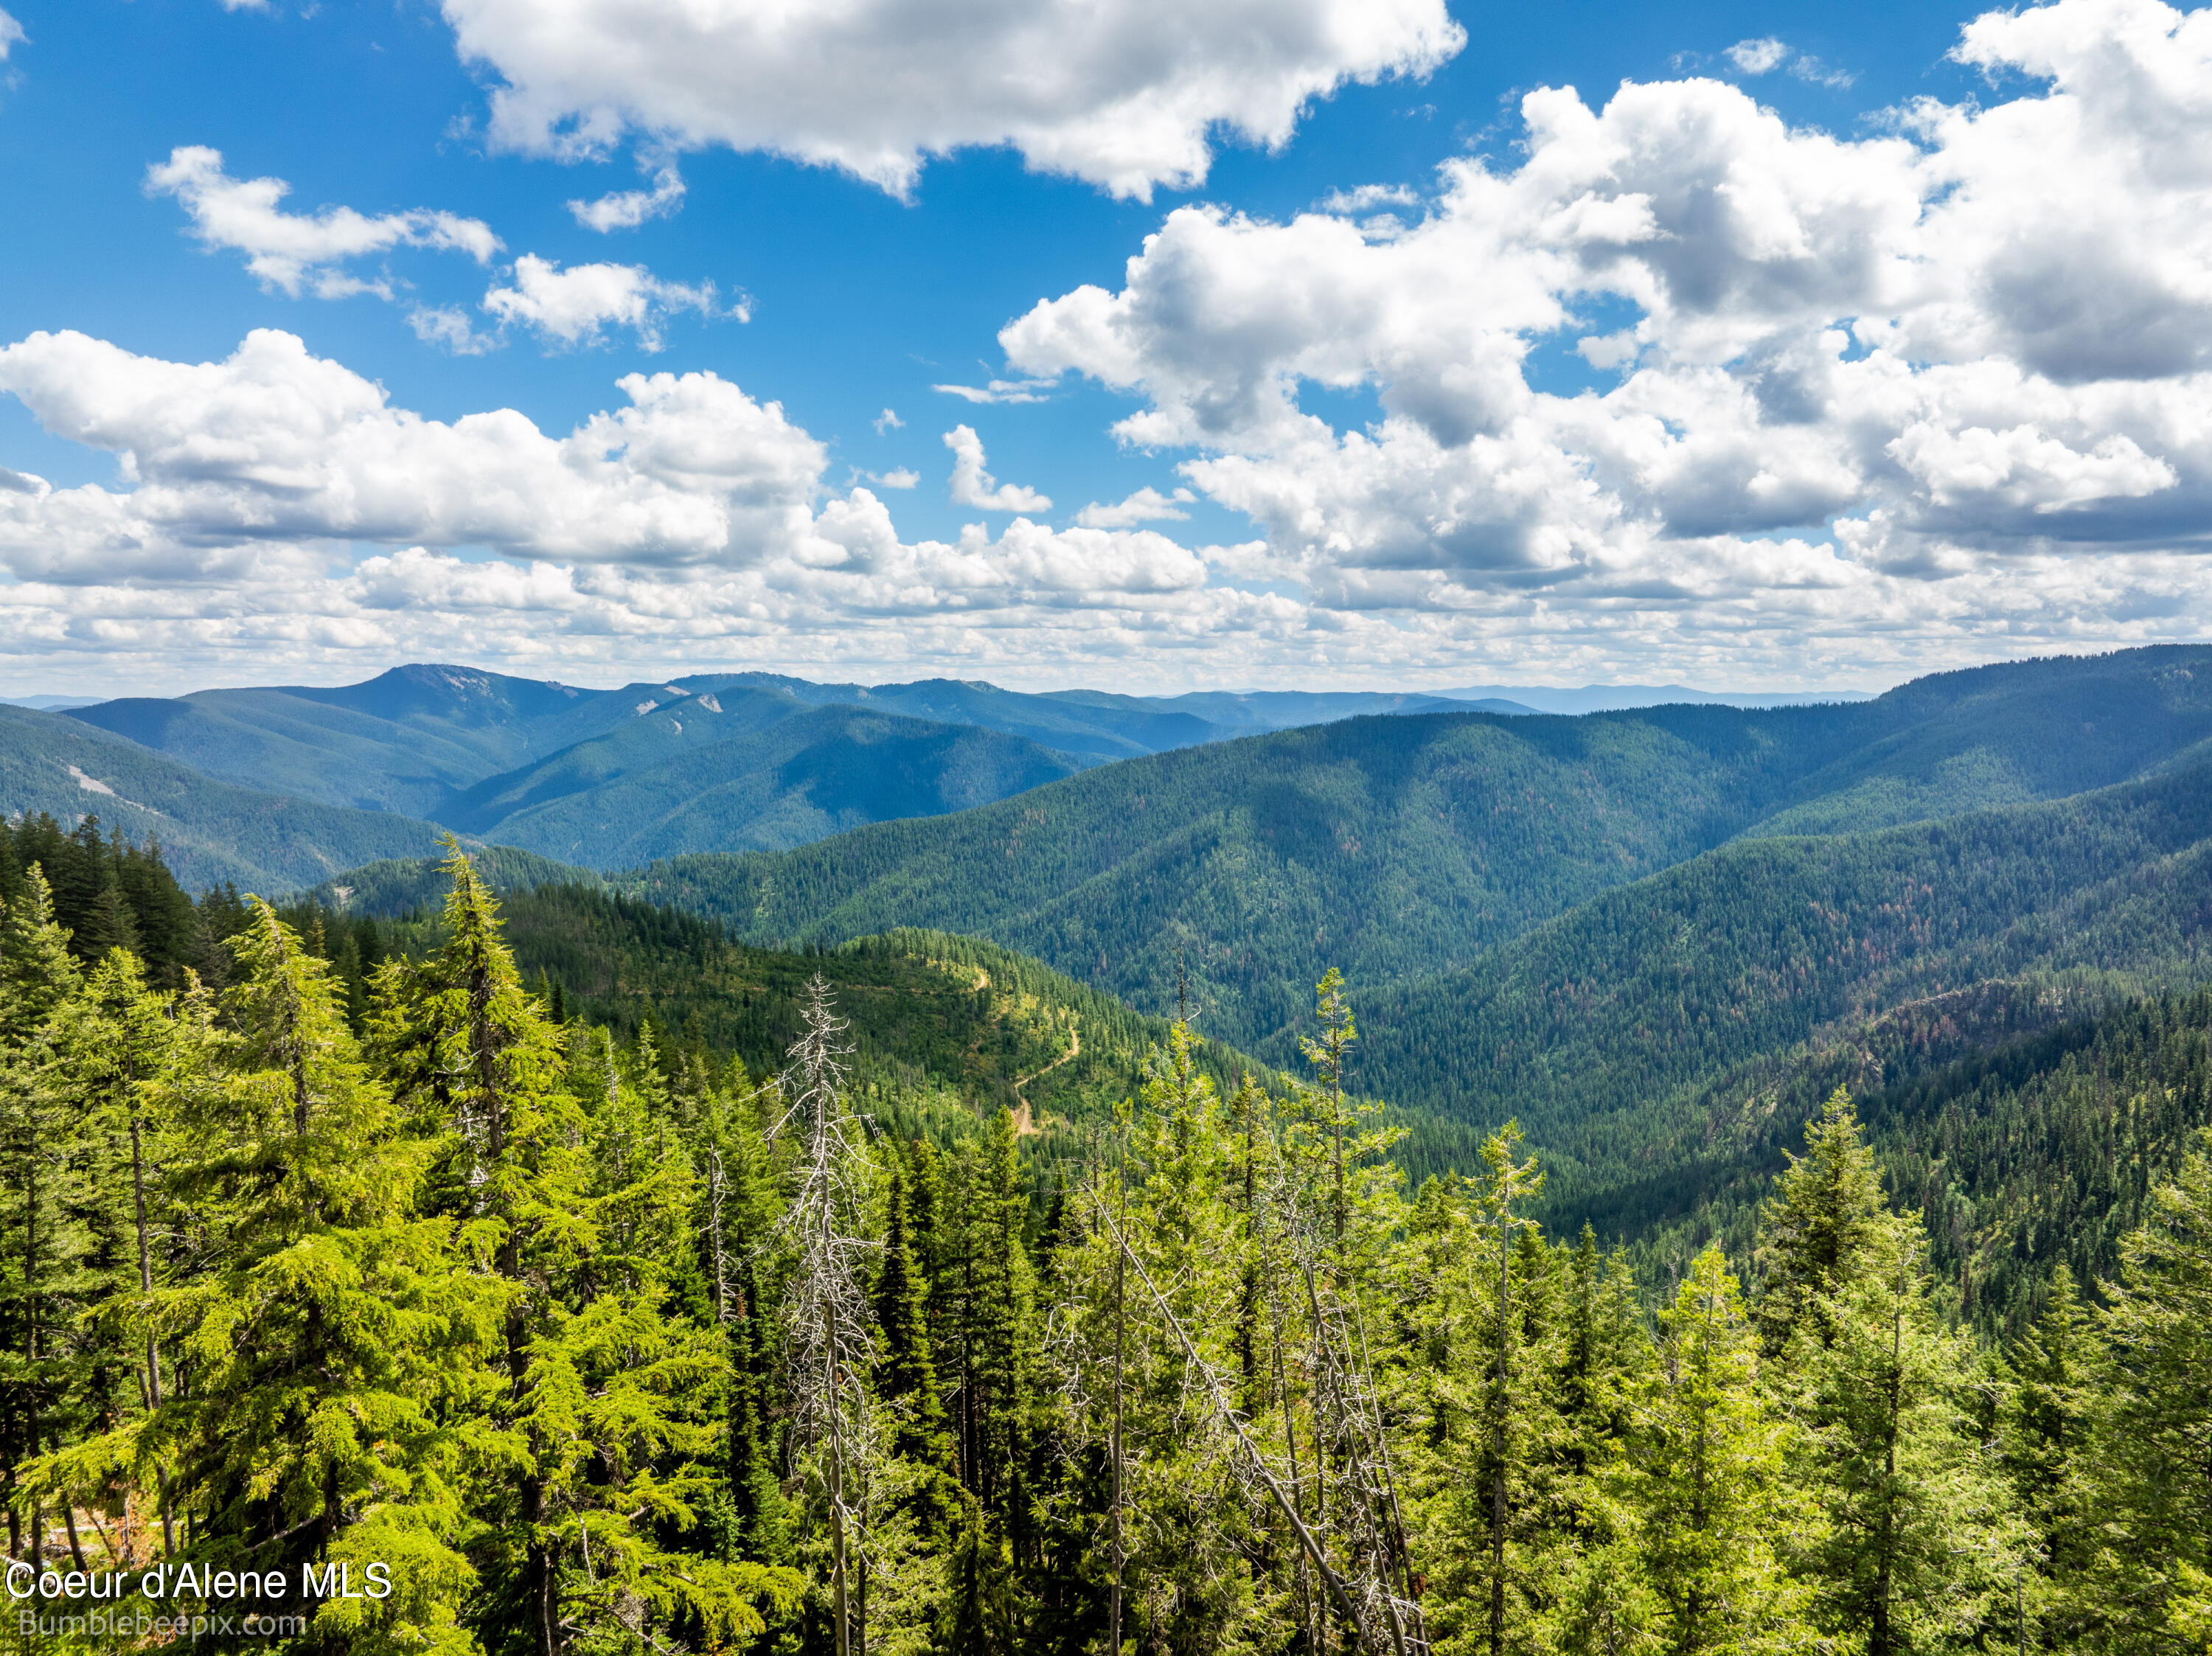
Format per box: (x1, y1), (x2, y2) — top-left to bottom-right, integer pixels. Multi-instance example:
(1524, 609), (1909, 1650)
(0, 709), (451, 894)
(5, 751), (2212, 1656)
(296, 876), (1284, 1158)
(444, 703), (1093, 866)
(613, 645), (2212, 1061)
(1632, 1248), (1810, 1655)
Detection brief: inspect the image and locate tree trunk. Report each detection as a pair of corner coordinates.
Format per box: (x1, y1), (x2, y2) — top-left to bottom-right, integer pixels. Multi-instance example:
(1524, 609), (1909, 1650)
(1108, 1141), (1127, 1656)
(1490, 1215), (1511, 1656)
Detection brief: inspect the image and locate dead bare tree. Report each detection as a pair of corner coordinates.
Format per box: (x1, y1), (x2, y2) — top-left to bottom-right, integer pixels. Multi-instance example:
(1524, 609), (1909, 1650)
(768, 977), (877, 1656)
(1258, 1144), (1427, 1656)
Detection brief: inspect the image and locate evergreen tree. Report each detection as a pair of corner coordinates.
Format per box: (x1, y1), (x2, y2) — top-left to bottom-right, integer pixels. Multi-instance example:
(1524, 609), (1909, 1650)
(1753, 1087), (1888, 1358)
(1545, 1230), (1656, 1656)
(873, 1160), (946, 1467)
(1791, 1220), (2019, 1655)
(1631, 1246), (1809, 1655)
(52, 900), (489, 1652)
(1462, 1121), (1550, 1656)
(1996, 1265), (2098, 1650)
(2073, 1130), (2212, 1655)
(380, 849), (798, 1656)
(0, 869), (83, 1565)
(32, 947), (188, 1562)
(696, 1079), (789, 1565)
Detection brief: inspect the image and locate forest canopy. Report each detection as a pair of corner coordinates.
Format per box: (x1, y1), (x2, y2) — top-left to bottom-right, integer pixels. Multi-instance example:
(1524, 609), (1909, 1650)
(1, 829), (2208, 1655)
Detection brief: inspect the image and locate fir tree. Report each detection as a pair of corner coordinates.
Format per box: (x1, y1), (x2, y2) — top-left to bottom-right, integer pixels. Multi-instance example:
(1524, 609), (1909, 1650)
(1467, 1120), (1547, 1656)
(1792, 1220), (2019, 1655)
(1997, 1264), (2098, 1650)
(1753, 1087), (1888, 1358)
(873, 1160), (945, 1466)
(1632, 1246), (1809, 1655)
(50, 900), (490, 1652)
(2075, 1129), (2212, 1655)
(0, 869), (83, 1565)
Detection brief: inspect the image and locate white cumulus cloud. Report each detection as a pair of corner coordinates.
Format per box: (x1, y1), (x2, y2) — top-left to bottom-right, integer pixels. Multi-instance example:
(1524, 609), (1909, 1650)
(997, 0), (2212, 627)
(945, 426), (1052, 513)
(16, 0), (2212, 693)
(0, 329), (827, 574)
(145, 146), (500, 299)
(481, 254), (725, 350)
(0, 10), (25, 59)
(0, 330), (1267, 696)
(568, 163), (686, 232)
(1076, 486), (1194, 528)
(436, 0), (1464, 201)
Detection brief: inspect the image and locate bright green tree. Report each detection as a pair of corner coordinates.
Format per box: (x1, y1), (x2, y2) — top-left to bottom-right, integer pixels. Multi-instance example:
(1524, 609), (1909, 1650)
(0, 869), (83, 1562)
(47, 900), (489, 1653)
(2072, 1130), (2212, 1655)
(1792, 1220), (2020, 1655)
(1753, 1088), (1888, 1358)
(1631, 1246), (1810, 1655)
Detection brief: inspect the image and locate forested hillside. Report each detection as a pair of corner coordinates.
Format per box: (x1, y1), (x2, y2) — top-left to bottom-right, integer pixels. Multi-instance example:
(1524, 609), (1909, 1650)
(309, 880), (1279, 1162)
(1359, 762), (2212, 1169)
(616, 646), (2212, 1054)
(0, 706), (451, 892)
(1581, 981), (2212, 1340)
(1, 840), (2205, 1656)
(446, 703), (1096, 865)
(60, 664), (1483, 834)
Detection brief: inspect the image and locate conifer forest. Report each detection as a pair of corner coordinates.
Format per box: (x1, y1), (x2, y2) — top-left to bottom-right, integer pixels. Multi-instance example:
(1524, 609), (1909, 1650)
(1, 798), (2208, 1656)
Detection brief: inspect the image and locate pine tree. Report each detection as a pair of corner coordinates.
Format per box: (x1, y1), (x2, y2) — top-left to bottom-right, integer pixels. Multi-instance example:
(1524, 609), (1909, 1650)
(1753, 1087), (1889, 1358)
(2074, 1129), (2212, 1655)
(1631, 1246), (1809, 1655)
(1792, 1218), (2019, 1655)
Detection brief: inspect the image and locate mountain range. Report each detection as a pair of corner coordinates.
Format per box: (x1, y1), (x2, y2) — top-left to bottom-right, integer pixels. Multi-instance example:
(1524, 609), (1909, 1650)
(608, 648), (2212, 1042)
(8, 641), (2211, 1323)
(38, 664), (1540, 874)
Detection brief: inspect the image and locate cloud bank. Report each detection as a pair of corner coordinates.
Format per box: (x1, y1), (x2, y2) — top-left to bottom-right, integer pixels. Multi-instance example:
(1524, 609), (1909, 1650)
(437, 0), (1464, 200)
(993, 0), (2212, 650)
(0, 330), (1245, 687)
(11, 0), (2212, 693)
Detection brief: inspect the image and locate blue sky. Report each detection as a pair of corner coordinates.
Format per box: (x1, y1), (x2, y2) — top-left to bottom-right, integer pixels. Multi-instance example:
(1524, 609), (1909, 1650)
(1, 0), (2208, 696)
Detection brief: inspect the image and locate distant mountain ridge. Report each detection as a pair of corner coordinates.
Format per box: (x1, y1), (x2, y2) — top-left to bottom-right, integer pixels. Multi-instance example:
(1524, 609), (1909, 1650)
(52, 664), (1546, 866)
(0, 703), (451, 891)
(604, 645), (2212, 1057)
(1431, 683), (1876, 714)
